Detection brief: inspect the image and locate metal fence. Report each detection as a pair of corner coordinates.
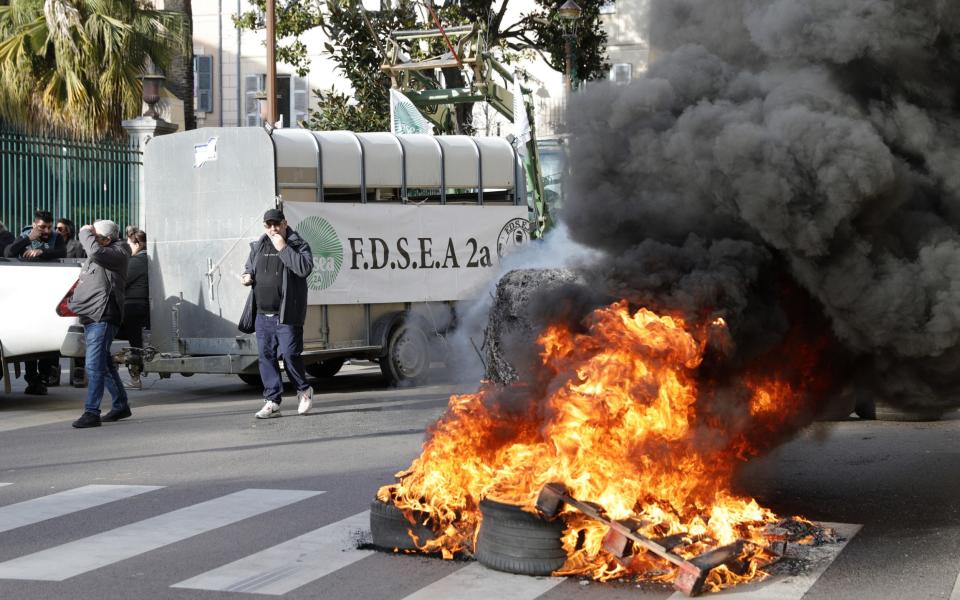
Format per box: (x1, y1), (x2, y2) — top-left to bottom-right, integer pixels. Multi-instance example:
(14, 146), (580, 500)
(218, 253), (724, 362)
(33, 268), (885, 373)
(0, 128), (142, 234)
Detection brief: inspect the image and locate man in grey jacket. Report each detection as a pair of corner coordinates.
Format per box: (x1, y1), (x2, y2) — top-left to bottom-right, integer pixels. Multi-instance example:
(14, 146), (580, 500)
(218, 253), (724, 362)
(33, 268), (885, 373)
(241, 208), (314, 418)
(69, 220), (131, 429)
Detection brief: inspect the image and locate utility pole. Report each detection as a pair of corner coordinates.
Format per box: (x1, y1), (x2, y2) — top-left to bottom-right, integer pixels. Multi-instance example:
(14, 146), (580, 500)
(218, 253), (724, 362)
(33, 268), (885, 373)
(266, 0), (277, 125)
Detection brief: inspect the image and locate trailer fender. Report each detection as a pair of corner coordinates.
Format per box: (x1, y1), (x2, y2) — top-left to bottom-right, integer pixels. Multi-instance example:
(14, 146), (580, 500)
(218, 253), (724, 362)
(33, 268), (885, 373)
(371, 312), (404, 353)
(371, 311), (434, 353)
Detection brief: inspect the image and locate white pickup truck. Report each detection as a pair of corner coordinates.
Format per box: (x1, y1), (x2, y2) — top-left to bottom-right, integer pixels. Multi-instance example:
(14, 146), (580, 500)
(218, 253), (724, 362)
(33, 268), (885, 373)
(0, 258), (82, 393)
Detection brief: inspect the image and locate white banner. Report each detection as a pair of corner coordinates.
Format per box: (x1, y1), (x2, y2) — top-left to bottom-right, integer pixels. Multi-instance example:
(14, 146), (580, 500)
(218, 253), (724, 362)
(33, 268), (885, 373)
(283, 203), (530, 304)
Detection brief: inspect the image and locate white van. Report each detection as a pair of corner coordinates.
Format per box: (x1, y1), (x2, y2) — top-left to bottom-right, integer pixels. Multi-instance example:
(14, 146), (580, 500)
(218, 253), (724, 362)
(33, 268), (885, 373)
(135, 127), (528, 386)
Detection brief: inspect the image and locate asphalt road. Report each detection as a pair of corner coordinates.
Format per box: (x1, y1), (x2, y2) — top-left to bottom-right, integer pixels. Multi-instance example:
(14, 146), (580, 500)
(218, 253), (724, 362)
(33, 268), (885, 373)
(0, 361), (957, 600)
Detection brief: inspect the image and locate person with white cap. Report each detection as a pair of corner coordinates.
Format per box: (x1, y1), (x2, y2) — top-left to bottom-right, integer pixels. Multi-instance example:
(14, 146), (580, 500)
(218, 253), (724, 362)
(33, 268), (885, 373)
(69, 219), (131, 428)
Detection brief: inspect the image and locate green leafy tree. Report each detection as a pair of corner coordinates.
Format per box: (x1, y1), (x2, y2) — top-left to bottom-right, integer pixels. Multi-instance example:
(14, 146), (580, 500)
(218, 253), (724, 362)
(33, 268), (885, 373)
(308, 0), (417, 131)
(236, 0), (609, 132)
(0, 0), (188, 139)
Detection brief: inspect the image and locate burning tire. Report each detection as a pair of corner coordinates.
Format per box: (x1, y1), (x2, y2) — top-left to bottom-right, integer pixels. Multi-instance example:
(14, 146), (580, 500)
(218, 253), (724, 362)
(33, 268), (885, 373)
(306, 358), (345, 378)
(483, 269), (581, 384)
(380, 321), (430, 386)
(369, 500), (436, 551)
(475, 498), (567, 576)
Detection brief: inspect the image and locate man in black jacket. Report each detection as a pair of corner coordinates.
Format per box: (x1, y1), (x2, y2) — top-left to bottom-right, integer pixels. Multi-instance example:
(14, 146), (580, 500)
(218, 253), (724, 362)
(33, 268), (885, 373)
(241, 208), (314, 418)
(69, 220), (131, 429)
(4, 210), (65, 261)
(6, 210), (67, 394)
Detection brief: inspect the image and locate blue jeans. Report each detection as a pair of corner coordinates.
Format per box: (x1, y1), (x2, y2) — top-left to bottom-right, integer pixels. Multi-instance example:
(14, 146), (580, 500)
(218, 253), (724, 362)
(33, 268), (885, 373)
(83, 322), (128, 415)
(255, 313), (309, 404)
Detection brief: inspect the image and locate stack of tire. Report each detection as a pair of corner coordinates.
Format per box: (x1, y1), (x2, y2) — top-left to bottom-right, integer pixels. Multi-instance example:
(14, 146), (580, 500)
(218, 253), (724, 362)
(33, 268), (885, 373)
(474, 498), (567, 576)
(369, 497), (568, 576)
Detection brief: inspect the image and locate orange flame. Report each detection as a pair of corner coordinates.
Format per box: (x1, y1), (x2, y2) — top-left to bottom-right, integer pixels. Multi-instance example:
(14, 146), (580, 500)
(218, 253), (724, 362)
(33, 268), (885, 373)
(380, 301), (811, 590)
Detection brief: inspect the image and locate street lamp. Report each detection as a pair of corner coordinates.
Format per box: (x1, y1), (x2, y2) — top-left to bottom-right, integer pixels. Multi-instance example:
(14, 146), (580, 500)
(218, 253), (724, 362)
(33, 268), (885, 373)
(138, 72), (166, 118)
(558, 0), (581, 95)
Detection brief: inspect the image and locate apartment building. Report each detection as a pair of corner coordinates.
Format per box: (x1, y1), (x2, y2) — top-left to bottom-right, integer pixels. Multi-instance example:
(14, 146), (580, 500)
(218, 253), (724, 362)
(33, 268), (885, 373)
(602, 0), (651, 85)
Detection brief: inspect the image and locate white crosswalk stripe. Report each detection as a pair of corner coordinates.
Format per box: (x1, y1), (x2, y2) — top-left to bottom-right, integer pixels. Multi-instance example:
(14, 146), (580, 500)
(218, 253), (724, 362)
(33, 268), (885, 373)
(0, 410), (80, 433)
(0, 486), (876, 600)
(665, 522), (861, 600)
(0, 488), (323, 581)
(0, 485), (161, 534)
(172, 510), (373, 595)
(399, 562), (565, 600)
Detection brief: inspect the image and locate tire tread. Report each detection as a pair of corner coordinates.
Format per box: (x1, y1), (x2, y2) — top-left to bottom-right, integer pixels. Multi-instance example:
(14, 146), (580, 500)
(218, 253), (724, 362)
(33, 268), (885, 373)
(369, 500), (436, 551)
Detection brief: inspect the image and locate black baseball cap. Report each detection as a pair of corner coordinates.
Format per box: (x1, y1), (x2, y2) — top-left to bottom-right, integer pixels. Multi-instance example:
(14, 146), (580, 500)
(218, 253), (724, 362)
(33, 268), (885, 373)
(263, 208), (285, 222)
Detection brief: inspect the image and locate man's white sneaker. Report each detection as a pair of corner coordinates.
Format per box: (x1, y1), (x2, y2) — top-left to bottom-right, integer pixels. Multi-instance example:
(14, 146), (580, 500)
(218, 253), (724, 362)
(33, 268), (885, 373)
(255, 401), (281, 419)
(297, 386), (313, 415)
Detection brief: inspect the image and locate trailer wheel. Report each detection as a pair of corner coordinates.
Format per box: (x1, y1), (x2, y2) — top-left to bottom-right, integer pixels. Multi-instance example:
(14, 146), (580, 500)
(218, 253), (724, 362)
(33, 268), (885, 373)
(306, 358), (345, 378)
(474, 498), (567, 576)
(238, 373), (262, 386)
(380, 321), (430, 386)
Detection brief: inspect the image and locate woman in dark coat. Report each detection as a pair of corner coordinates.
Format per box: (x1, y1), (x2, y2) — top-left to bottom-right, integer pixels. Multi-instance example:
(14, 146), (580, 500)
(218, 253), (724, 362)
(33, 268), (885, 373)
(120, 228), (150, 388)
(57, 218), (86, 259)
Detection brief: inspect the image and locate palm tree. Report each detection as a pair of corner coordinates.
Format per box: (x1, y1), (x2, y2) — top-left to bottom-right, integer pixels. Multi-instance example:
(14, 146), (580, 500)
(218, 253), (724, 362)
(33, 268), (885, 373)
(161, 0), (194, 131)
(0, 0), (187, 139)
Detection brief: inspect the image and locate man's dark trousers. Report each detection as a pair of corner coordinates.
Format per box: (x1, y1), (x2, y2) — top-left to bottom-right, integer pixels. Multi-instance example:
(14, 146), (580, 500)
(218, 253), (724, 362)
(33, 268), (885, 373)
(255, 313), (309, 403)
(24, 356), (58, 386)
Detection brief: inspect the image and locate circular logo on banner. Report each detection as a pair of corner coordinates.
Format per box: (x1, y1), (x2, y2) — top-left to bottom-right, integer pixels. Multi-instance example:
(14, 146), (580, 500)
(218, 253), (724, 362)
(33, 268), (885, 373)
(297, 216), (344, 291)
(497, 218), (531, 258)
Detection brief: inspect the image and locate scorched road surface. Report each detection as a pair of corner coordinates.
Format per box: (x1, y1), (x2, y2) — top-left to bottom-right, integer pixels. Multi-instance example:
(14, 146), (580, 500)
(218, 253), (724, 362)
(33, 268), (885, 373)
(0, 364), (956, 600)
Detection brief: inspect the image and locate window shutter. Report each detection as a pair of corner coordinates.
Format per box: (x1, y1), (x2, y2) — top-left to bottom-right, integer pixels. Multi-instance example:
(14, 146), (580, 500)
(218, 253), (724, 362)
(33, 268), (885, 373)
(292, 76), (308, 128)
(244, 74), (265, 126)
(193, 55), (214, 113)
(610, 63), (632, 84)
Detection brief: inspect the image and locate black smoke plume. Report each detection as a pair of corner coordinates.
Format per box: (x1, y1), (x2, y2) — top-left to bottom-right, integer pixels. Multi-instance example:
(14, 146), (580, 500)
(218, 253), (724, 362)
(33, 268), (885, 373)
(558, 0), (960, 411)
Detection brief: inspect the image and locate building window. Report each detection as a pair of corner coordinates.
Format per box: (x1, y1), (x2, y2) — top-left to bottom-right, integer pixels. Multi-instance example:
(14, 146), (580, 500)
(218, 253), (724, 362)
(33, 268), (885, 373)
(599, 1), (616, 14)
(293, 76), (308, 127)
(244, 74), (309, 128)
(609, 63), (632, 84)
(194, 55), (213, 113)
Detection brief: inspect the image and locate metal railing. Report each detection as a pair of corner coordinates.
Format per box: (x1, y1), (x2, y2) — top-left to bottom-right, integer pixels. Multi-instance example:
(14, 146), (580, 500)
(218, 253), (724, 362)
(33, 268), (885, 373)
(0, 128), (142, 232)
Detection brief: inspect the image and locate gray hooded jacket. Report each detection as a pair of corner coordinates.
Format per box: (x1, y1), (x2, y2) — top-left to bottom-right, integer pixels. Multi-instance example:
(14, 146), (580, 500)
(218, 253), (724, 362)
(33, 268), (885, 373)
(69, 229), (130, 325)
